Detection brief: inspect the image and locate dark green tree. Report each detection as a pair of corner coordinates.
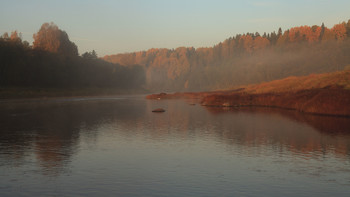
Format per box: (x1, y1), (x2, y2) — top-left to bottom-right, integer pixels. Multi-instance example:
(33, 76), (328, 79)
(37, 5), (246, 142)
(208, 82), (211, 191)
(82, 50), (98, 59)
(346, 20), (350, 37)
(319, 22), (325, 41)
(277, 28), (282, 38)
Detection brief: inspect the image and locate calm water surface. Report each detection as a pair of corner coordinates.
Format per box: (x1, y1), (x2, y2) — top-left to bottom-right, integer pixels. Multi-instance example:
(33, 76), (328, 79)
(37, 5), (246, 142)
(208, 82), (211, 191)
(1, 95), (350, 196)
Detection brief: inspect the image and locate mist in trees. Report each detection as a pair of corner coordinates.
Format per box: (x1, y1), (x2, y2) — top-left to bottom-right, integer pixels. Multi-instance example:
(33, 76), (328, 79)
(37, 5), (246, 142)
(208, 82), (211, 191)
(0, 23), (146, 91)
(104, 19), (350, 92)
(2, 20), (350, 93)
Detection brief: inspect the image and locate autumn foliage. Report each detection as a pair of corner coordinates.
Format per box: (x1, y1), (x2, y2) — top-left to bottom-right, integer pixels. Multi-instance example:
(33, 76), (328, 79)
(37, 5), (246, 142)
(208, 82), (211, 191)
(2, 20), (350, 95)
(33, 22), (78, 56)
(105, 20), (350, 92)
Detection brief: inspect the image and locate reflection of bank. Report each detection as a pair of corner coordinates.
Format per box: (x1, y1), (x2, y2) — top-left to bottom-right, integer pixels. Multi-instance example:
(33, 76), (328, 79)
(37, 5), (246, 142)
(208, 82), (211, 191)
(132, 98), (350, 160)
(204, 106), (350, 159)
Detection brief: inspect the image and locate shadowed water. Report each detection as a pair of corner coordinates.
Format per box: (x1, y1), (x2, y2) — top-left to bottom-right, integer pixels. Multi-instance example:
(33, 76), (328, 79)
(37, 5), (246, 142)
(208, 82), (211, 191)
(1, 96), (350, 196)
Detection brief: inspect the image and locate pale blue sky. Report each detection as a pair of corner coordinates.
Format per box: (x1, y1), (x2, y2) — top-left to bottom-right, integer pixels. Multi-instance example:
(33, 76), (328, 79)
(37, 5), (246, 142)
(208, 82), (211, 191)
(1, 0), (349, 56)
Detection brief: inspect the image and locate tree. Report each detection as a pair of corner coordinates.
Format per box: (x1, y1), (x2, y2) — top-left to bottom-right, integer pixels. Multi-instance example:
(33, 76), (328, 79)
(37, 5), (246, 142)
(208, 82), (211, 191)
(332, 23), (347, 41)
(33, 22), (78, 56)
(319, 22), (325, 41)
(254, 32), (260, 37)
(82, 50), (98, 59)
(253, 36), (270, 50)
(346, 20), (350, 37)
(269, 31), (278, 44)
(277, 28), (282, 38)
(1, 32), (9, 40)
(239, 35), (254, 53)
(10, 31), (21, 42)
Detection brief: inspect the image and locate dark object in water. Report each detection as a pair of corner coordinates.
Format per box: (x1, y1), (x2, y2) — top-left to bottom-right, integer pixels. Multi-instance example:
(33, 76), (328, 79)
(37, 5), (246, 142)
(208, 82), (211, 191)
(152, 108), (165, 112)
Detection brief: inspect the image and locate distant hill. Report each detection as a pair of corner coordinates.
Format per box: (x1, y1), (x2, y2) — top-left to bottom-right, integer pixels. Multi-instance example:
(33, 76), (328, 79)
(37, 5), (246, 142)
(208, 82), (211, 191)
(104, 20), (350, 92)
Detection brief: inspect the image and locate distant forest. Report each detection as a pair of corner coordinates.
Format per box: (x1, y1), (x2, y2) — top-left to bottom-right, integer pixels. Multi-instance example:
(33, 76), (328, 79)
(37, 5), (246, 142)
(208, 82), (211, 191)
(1, 21), (350, 93)
(104, 20), (350, 91)
(0, 23), (145, 91)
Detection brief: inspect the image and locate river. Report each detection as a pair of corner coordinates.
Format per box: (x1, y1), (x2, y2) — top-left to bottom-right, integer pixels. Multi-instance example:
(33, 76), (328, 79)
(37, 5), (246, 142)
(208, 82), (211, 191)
(1, 95), (350, 196)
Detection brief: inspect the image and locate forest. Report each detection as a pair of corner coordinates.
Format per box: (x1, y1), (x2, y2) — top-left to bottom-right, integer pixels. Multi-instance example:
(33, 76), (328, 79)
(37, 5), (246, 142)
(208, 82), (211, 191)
(0, 23), (145, 95)
(104, 20), (350, 91)
(1, 20), (350, 95)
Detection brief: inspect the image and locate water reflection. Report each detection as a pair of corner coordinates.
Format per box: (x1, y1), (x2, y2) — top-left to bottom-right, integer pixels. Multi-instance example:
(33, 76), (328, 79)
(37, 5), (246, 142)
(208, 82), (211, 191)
(0, 97), (146, 175)
(205, 107), (350, 159)
(0, 96), (350, 179)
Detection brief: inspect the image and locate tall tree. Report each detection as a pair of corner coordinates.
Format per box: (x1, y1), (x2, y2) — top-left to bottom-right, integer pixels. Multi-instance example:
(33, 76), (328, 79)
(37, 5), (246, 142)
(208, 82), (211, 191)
(346, 20), (350, 37)
(33, 22), (78, 56)
(277, 28), (282, 38)
(319, 22), (325, 41)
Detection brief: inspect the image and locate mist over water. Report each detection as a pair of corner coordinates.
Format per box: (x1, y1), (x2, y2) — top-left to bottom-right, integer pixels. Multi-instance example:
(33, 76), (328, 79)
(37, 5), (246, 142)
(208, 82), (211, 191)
(1, 96), (350, 196)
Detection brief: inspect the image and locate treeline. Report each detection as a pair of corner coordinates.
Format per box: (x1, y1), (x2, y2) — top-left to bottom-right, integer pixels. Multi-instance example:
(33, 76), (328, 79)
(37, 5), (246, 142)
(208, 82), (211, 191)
(104, 20), (350, 91)
(2, 21), (350, 94)
(0, 23), (145, 91)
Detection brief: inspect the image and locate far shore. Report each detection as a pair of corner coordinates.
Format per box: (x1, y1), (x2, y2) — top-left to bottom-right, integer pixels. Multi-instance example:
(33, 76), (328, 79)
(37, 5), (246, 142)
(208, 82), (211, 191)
(0, 87), (148, 100)
(146, 87), (350, 117)
(146, 70), (350, 117)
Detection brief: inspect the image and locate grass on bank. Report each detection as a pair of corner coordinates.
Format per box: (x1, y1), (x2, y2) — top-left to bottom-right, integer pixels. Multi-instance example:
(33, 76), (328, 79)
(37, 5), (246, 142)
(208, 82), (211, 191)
(240, 70), (350, 94)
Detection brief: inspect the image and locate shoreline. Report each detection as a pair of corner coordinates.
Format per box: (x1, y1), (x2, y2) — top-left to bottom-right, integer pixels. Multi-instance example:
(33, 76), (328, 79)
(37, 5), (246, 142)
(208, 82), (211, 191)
(0, 87), (148, 100)
(147, 70), (350, 117)
(146, 87), (350, 117)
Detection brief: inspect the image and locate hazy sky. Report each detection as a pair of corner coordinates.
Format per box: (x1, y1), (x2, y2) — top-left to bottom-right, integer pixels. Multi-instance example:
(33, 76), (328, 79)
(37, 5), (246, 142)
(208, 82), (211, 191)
(1, 0), (349, 56)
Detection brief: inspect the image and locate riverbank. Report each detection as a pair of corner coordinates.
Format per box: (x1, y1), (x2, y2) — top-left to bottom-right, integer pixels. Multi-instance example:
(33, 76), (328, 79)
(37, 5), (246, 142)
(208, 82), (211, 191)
(201, 86), (350, 116)
(147, 70), (350, 116)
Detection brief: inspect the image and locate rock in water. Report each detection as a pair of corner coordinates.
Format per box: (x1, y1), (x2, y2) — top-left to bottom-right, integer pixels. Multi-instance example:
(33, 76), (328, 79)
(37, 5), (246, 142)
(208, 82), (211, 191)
(152, 108), (165, 112)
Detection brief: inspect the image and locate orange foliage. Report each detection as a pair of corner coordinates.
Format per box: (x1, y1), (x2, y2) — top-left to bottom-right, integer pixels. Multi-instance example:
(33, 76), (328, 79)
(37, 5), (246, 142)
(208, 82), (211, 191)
(253, 36), (270, 50)
(10, 31), (21, 42)
(239, 34), (254, 53)
(33, 22), (78, 56)
(288, 25), (320, 43)
(332, 23), (347, 41)
(103, 19), (350, 91)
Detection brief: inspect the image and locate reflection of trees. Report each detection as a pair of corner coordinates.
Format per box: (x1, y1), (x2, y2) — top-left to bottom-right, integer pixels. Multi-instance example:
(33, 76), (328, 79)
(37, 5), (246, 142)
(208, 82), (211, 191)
(127, 99), (350, 159)
(0, 98), (146, 176)
(0, 104), (37, 166)
(137, 100), (350, 160)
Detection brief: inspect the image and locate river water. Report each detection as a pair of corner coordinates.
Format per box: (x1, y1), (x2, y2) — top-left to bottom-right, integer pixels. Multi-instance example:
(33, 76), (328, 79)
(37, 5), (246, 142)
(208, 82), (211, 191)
(1, 95), (350, 196)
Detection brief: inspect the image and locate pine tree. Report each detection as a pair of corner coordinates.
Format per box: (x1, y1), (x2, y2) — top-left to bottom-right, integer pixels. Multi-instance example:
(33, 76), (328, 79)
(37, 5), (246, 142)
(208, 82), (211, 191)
(277, 28), (282, 38)
(319, 22), (325, 41)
